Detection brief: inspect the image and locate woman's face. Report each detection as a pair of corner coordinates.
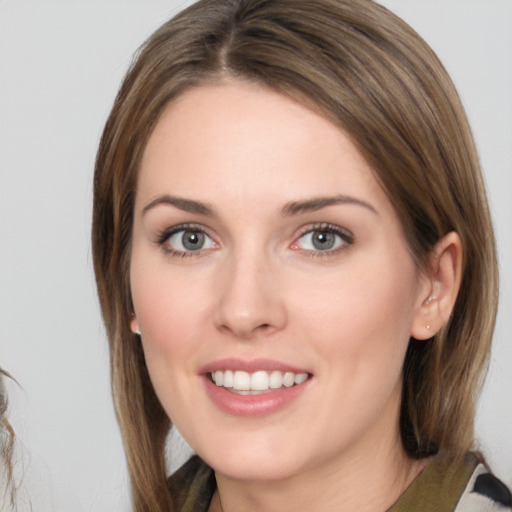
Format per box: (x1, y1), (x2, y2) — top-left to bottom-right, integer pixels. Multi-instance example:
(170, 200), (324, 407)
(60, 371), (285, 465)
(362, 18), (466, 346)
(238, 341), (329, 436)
(130, 80), (430, 481)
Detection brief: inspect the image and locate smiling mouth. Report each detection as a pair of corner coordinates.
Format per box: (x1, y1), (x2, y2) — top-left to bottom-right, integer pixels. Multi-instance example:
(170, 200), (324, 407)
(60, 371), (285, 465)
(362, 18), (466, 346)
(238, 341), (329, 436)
(209, 370), (310, 395)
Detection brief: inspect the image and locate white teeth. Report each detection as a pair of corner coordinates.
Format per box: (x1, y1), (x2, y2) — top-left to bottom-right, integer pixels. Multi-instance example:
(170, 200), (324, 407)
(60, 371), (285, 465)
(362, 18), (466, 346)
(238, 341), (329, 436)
(294, 372), (308, 385)
(211, 370), (309, 392)
(251, 371), (269, 391)
(233, 371), (251, 391)
(223, 370), (234, 388)
(214, 370), (223, 386)
(269, 370), (283, 389)
(283, 372), (295, 387)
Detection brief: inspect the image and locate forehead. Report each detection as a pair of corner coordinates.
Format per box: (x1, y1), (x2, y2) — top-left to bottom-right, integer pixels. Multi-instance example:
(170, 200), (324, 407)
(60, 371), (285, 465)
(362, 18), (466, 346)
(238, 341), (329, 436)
(137, 80), (394, 219)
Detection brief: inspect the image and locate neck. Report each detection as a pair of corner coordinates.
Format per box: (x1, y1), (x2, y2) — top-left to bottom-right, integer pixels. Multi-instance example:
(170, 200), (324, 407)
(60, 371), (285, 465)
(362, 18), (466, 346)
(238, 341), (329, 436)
(210, 431), (427, 512)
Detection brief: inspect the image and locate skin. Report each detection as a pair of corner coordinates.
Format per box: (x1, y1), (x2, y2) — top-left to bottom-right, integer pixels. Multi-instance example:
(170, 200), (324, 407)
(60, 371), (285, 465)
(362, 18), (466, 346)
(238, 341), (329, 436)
(130, 80), (461, 511)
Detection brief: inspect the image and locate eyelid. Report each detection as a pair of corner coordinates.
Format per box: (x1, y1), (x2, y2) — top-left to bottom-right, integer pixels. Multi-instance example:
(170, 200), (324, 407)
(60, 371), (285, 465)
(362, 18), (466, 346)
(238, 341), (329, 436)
(155, 222), (207, 243)
(153, 222), (353, 257)
(290, 223), (354, 253)
(155, 223), (218, 255)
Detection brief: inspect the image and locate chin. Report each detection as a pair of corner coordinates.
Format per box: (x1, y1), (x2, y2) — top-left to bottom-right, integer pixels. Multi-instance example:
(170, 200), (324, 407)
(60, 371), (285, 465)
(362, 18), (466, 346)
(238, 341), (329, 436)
(209, 453), (304, 482)
(192, 429), (320, 482)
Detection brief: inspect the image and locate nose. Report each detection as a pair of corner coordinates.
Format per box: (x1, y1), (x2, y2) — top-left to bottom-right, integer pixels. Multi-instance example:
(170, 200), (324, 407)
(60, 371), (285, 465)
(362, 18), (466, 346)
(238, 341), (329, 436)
(213, 250), (287, 340)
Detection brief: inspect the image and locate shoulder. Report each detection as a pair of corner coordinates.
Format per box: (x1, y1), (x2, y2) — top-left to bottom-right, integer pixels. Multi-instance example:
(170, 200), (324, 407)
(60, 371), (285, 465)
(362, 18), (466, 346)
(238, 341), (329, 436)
(168, 452), (511, 512)
(390, 452), (511, 512)
(167, 455), (215, 512)
(455, 460), (512, 512)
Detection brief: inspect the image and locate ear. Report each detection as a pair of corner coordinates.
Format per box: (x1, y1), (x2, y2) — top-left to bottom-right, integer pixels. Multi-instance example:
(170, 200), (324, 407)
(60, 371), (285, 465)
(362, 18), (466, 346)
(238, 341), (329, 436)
(130, 315), (141, 335)
(411, 231), (463, 340)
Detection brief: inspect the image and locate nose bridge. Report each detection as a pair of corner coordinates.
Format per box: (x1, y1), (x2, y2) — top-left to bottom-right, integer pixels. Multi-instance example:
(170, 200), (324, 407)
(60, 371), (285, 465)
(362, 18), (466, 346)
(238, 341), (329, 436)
(214, 242), (286, 338)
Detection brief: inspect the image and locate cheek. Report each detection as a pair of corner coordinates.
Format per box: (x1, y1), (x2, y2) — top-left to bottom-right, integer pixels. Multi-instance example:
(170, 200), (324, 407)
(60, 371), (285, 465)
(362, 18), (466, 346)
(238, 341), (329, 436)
(292, 254), (418, 377)
(130, 265), (210, 423)
(130, 259), (210, 380)
(132, 256), (201, 332)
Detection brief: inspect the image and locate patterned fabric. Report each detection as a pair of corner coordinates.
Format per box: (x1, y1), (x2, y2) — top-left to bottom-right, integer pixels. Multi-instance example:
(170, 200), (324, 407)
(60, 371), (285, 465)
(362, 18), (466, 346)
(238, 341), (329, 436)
(168, 455), (216, 512)
(455, 463), (512, 512)
(389, 452), (511, 512)
(167, 452), (512, 511)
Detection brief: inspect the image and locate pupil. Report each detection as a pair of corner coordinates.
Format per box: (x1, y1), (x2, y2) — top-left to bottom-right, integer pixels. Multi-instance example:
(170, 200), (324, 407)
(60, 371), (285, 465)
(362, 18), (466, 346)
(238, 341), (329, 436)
(182, 231), (204, 250)
(313, 231), (335, 250)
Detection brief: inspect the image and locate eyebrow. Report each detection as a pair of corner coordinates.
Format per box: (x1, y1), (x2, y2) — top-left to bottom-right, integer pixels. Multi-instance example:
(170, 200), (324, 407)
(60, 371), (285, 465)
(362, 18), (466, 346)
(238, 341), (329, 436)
(142, 195), (215, 216)
(142, 193), (378, 217)
(282, 195), (378, 216)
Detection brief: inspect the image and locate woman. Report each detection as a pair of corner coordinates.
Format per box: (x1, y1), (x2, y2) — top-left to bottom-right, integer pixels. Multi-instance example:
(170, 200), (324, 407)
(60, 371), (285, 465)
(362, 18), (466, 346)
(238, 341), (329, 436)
(92, 0), (511, 510)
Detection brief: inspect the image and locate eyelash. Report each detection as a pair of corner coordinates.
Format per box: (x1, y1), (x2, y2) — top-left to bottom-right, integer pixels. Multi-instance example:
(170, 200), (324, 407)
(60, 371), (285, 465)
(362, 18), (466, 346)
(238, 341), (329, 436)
(155, 223), (216, 258)
(291, 223), (354, 258)
(154, 222), (354, 258)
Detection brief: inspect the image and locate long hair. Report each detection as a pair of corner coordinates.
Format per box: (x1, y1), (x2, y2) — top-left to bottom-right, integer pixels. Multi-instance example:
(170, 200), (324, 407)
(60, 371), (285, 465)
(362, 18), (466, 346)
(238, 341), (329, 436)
(0, 369), (17, 510)
(92, 0), (498, 509)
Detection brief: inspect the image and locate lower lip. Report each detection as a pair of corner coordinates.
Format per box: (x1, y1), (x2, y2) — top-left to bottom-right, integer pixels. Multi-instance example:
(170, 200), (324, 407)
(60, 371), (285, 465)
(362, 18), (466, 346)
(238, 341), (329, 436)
(203, 376), (310, 417)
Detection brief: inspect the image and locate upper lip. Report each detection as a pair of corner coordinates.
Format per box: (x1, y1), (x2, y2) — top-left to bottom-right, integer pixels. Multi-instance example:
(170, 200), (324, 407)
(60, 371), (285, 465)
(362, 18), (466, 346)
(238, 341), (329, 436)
(200, 358), (310, 375)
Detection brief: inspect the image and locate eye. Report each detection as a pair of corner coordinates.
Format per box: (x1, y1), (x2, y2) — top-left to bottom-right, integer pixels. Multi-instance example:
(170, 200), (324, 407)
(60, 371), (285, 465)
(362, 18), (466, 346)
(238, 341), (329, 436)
(159, 226), (216, 255)
(291, 224), (353, 254)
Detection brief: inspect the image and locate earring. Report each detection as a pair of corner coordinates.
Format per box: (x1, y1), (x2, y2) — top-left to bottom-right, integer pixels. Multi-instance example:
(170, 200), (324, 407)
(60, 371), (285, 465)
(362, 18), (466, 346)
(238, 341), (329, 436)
(426, 322), (431, 331)
(130, 314), (141, 335)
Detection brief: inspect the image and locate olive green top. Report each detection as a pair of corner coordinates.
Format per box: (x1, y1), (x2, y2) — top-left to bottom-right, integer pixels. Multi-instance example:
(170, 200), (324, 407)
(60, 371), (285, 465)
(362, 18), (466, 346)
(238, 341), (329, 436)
(168, 452), (509, 512)
(389, 452), (476, 512)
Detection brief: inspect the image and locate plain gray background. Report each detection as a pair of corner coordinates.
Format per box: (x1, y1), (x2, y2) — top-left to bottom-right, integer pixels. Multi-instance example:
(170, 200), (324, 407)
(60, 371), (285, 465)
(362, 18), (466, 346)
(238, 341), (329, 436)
(1, 1), (511, 510)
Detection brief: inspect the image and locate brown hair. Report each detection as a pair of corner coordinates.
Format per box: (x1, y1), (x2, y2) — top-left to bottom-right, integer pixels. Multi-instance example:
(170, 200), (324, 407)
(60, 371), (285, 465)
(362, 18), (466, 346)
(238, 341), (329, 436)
(0, 369), (17, 510)
(92, 0), (498, 509)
